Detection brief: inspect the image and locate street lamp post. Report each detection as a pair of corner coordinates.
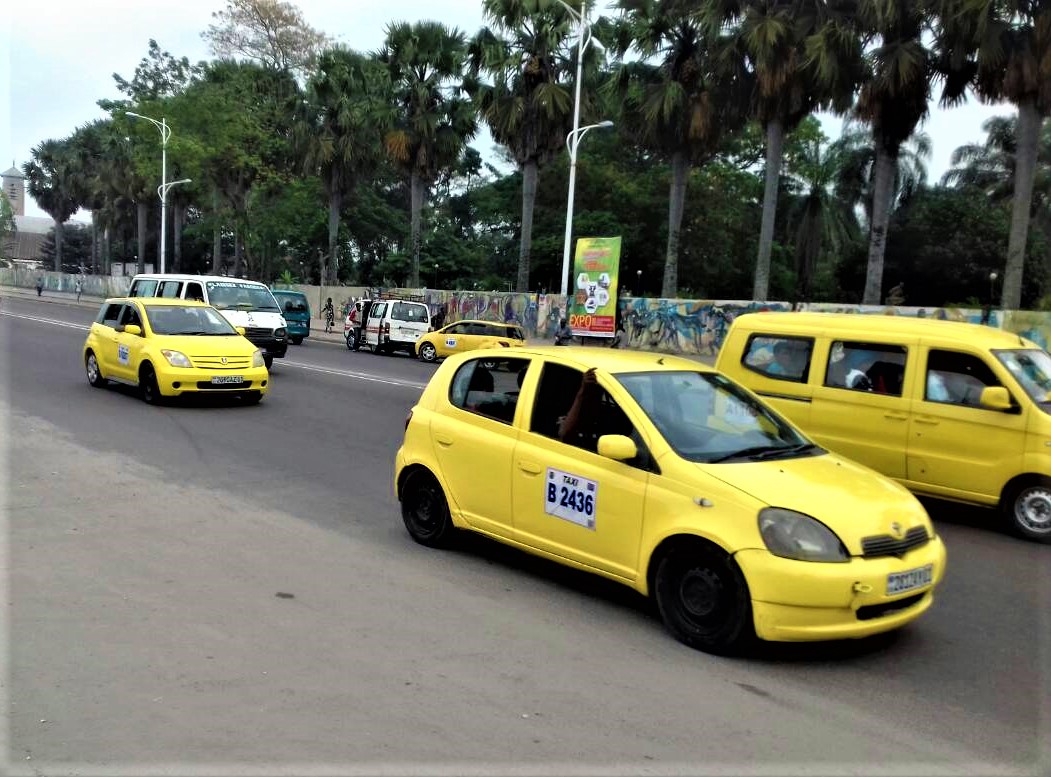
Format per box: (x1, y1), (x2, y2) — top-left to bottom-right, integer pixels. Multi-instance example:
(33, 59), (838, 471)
(127, 112), (191, 274)
(636, 269), (642, 295)
(989, 271), (999, 306)
(555, 0), (612, 298)
(434, 263), (439, 289)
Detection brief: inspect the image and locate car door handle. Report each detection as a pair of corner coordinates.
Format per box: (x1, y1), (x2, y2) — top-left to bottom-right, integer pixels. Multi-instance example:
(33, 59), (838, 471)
(518, 461), (542, 475)
(435, 434), (453, 447)
(914, 417), (939, 426)
(884, 412), (909, 421)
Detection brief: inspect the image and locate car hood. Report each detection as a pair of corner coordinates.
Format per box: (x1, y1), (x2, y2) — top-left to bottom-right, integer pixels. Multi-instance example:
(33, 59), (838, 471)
(706, 452), (932, 554)
(154, 334), (260, 356)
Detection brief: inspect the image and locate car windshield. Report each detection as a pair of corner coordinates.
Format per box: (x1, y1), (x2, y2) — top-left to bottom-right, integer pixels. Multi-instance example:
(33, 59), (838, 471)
(206, 281), (280, 312)
(273, 293), (308, 313)
(996, 349), (1051, 408)
(145, 305), (238, 336)
(616, 370), (818, 463)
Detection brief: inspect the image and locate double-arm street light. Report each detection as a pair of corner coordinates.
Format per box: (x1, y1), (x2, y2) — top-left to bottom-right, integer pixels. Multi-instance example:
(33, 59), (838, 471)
(555, 0), (613, 298)
(127, 112), (192, 274)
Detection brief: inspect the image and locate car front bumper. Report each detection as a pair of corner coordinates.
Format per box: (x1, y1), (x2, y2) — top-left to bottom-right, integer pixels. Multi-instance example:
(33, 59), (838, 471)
(155, 366), (270, 397)
(735, 535), (947, 642)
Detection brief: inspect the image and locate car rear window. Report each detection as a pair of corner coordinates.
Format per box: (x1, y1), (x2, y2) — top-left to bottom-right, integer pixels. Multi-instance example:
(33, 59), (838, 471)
(392, 302), (428, 323)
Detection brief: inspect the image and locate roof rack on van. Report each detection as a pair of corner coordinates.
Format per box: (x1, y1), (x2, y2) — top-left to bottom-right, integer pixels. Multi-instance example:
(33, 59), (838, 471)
(366, 287), (426, 303)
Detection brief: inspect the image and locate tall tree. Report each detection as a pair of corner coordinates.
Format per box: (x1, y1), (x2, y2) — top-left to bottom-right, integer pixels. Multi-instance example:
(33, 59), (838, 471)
(469, 0), (587, 292)
(833, 122), (933, 221)
(938, 0), (1051, 308)
(610, 0), (752, 297)
(202, 0), (331, 76)
(23, 140), (80, 272)
(382, 21), (478, 289)
(708, 0), (864, 300)
(295, 47), (394, 285)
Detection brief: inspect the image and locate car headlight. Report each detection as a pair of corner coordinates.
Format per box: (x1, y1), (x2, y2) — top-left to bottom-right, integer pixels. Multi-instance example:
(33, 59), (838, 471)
(252, 349), (265, 368)
(758, 508), (849, 563)
(274, 327), (287, 338)
(160, 349), (192, 368)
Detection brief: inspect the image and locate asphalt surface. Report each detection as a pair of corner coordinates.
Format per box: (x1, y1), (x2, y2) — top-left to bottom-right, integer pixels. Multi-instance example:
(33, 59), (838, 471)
(1, 292), (1049, 775)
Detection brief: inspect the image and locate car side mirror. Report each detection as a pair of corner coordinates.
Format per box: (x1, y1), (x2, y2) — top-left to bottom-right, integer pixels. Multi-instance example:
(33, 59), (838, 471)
(123, 324), (142, 336)
(236, 326), (247, 336)
(979, 386), (1013, 411)
(597, 434), (637, 461)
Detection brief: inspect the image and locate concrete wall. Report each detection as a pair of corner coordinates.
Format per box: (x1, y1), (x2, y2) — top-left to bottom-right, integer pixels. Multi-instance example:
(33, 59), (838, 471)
(8, 270), (1051, 356)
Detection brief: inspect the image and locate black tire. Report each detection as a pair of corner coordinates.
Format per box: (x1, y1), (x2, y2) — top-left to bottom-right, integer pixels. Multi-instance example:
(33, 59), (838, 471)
(653, 543), (755, 655)
(140, 364), (162, 405)
(401, 469), (457, 548)
(345, 330), (357, 351)
(263, 355), (274, 369)
(241, 391), (263, 405)
(418, 342), (438, 362)
(290, 336), (303, 345)
(1002, 477), (1051, 543)
(85, 350), (107, 388)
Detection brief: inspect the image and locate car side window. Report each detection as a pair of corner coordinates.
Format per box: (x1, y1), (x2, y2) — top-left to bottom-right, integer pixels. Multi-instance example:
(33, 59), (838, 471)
(925, 350), (1002, 407)
(445, 323), (467, 335)
(129, 279), (158, 297)
(118, 304), (142, 330)
(826, 341), (907, 396)
(99, 303), (123, 328)
(370, 302), (386, 320)
(449, 357), (530, 424)
(158, 280), (183, 298)
(185, 282), (204, 302)
(466, 323), (490, 336)
(530, 363), (638, 456)
(742, 335), (812, 382)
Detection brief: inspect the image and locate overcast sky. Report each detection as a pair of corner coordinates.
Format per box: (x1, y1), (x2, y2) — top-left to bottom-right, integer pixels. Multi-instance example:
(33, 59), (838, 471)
(1, 0), (1013, 221)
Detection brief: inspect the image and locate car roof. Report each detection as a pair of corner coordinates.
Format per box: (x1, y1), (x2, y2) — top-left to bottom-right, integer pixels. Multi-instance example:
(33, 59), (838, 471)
(270, 289), (306, 297)
(103, 297), (210, 308)
(732, 311), (1036, 349)
(452, 319), (522, 327)
(506, 346), (710, 374)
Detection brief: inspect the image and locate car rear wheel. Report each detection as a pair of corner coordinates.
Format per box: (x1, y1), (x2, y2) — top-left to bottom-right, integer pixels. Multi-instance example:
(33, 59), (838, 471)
(653, 543), (755, 655)
(418, 342), (437, 362)
(85, 351), (107, 388)
(241, 391), (263, 405)
(140, 364), (162, 405)
(345, 330), (357, 350)
(1003, 477), (1051, 543)
(401, 469), (457, 548)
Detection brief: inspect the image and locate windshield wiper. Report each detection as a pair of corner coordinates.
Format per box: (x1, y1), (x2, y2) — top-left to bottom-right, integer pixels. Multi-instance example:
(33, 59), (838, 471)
(165, 330), (206, 335)
(708, 443), (817, 464)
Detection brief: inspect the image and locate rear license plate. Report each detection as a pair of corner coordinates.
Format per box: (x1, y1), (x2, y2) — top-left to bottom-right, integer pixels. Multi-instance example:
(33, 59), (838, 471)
(886, 564), (933, 595)
(211, 375), (244, 385)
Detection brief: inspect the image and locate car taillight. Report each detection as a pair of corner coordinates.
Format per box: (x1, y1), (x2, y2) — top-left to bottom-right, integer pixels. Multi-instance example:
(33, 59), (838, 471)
(404, 409), (413, 430)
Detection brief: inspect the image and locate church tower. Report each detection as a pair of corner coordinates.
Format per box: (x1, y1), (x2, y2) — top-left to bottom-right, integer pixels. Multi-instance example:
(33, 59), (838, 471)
(2, 163), (26, 216)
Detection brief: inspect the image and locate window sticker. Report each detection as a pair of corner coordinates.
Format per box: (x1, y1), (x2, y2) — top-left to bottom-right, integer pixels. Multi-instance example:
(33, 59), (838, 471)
(445, 337), (457, 347)
(118, 344), (130, 365)
(545, 468), (597, 530)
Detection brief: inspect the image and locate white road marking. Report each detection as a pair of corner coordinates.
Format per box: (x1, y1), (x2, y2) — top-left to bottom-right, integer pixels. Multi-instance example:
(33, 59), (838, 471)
(0, 310), (428, 390)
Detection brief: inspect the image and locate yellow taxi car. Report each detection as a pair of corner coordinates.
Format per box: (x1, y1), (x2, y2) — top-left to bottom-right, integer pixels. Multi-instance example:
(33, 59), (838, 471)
(394, 347), (947, 655)
(415, 319), (526, 363)
(83, 297), (269, 404)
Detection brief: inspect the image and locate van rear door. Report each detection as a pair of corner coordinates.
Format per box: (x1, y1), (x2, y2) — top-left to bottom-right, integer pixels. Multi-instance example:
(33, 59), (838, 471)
(389, 301), (430, 345)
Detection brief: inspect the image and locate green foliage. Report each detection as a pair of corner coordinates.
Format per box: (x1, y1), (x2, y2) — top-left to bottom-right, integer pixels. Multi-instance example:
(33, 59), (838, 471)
(41, 223), (93, 273)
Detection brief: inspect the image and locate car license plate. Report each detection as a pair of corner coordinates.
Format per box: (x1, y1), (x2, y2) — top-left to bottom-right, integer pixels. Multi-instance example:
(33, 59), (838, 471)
(211, 375), (244, 385)
(886, 564), (933, 595)
(545, 468), (597, 530)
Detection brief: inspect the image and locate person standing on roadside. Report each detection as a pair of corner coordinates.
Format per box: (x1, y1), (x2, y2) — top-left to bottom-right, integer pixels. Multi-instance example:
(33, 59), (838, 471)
(36, 277), (44, 297)
(75, 279), (83, 303)
(321, 297), (335, 333)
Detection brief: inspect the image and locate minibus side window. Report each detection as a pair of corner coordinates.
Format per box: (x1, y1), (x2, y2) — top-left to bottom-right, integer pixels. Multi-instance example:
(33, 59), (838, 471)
(925, 350), (1001, 407)
(826, 341), (907, 396)
(158, 280), (182, 298)
(129, 279), (158, 297)
(742, 335), (813, 382)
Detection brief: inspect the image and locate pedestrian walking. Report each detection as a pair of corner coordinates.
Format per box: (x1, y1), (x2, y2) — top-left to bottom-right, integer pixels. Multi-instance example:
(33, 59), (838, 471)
(321, 297), (335, 334)
(75, 279), (83, 303)
(36, 277), (44, 297)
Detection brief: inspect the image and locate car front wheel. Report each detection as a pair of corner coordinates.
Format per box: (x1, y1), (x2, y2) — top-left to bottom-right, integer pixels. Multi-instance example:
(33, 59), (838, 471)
(1004, 477), (1051, 543)
(85, 351), (107, 388)
(140, 364), (162, 405)
(418, 342), (437, 362)
(401, 469), (457, 548)
(653, 543), (755, 655)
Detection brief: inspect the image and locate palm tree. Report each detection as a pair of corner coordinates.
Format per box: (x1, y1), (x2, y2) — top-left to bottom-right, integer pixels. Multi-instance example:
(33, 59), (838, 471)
(708, 0), (864, 300)
(296, 47), (395, 285)
(937, 0), (1050, 308)
(381, 22), (478, 289)
(784, 132), (862, 301)
(833, 122), (933, 221)
(609, 0), (752, 297)
(854, 0), (943, 304)
(23, 139), (80, 272)
(468, 0), (587, 293)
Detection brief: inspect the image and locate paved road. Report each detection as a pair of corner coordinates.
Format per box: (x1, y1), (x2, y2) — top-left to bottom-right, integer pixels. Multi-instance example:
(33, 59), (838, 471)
(1, 294), (1048, 775)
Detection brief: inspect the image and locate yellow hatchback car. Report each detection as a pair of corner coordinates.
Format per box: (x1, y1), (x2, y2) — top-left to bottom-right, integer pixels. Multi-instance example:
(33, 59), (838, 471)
(395, 348), (947, 655)
(415, 319), (526, 363)
(83, 297), (269, 404)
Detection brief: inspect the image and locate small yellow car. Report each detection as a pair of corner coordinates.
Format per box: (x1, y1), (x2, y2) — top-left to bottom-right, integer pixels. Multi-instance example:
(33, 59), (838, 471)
(83, 297), (269, 404)
(395, 347), (946, 655)
(415, 319), (526, 363)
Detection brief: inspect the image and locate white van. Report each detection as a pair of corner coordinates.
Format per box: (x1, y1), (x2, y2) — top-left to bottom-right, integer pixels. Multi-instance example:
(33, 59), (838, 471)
(128, 274), (288, 368)
(361, 297), (431, 355)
